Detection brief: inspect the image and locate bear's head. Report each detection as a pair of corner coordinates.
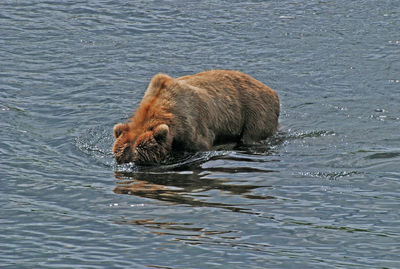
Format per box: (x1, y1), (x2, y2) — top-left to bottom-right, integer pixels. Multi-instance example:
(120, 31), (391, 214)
(112, 123), (171, 166)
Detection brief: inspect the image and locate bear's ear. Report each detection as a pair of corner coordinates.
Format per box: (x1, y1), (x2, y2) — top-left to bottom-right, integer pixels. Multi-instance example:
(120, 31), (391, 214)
(153, 124), (169, 143)
(113, 123), (129, 139)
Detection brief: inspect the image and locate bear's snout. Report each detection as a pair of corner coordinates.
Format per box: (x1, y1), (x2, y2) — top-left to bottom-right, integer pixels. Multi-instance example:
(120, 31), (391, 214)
(115, 145), (134, 164)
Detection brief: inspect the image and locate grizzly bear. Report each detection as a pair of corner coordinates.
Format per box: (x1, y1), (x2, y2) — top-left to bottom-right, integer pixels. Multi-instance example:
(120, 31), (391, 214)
(113, 70), (279, 165)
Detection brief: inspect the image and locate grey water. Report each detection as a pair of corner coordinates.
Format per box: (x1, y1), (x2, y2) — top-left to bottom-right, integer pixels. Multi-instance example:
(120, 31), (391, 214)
(1, 0), (399, 268)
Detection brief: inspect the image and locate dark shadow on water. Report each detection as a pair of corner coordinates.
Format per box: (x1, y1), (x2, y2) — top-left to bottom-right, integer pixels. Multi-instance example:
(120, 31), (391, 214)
(113, 171), (275, 214)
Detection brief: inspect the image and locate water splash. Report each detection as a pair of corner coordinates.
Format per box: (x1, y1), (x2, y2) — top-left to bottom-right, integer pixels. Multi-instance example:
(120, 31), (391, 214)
(74, 125), (114, 166)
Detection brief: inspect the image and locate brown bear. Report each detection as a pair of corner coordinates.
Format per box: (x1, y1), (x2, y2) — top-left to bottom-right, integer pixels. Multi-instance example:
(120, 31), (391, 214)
(113, 70), (279, 165)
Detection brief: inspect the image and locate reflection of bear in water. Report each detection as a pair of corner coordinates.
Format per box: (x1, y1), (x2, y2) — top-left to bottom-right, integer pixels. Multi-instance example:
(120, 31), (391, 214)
(113, 70), (280, 165)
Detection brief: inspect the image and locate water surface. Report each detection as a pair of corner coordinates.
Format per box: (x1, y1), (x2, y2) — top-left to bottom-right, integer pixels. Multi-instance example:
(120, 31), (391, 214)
(1, 0), (400, 268)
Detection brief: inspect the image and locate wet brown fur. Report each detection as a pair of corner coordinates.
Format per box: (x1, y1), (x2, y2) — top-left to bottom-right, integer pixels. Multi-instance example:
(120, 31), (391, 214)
(113, 70), (280, 165)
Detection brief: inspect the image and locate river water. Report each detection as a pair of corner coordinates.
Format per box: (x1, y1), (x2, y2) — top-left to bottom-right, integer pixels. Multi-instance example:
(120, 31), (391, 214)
(1, 1), (399, 268)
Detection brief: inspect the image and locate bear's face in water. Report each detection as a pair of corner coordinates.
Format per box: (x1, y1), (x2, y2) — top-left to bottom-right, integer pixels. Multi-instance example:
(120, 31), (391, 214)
(113, 123), (171, 166)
